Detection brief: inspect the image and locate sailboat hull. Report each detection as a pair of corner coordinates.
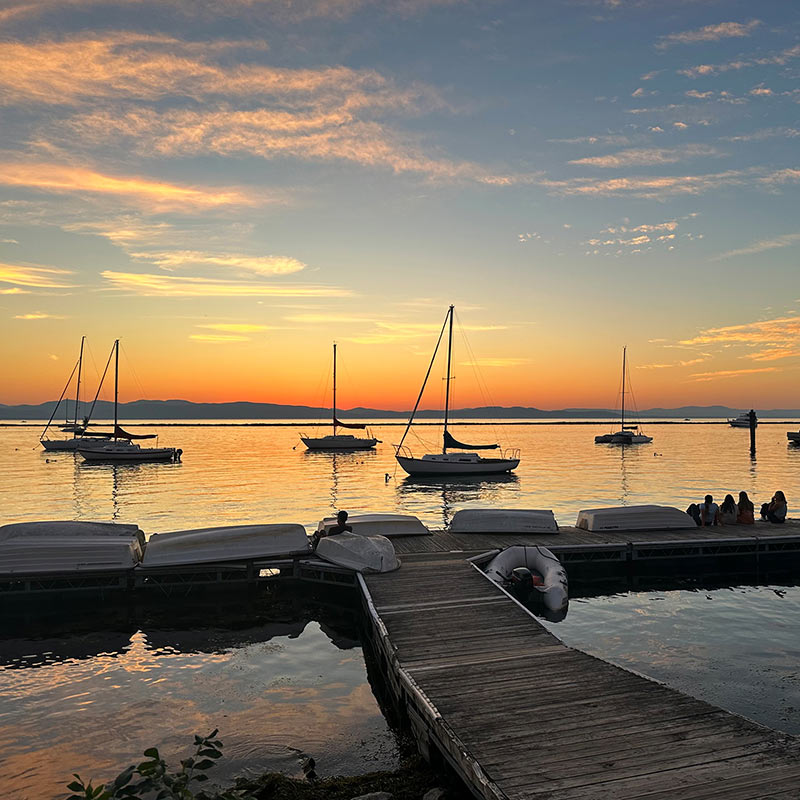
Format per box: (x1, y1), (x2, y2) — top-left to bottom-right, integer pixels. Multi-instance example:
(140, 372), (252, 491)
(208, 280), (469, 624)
(301, 435), (378, 450)
(396, 453), (519, 476)
(594, 432), (652, 444)
(78, 443), (179, 463)
(41, 438), (81, 451)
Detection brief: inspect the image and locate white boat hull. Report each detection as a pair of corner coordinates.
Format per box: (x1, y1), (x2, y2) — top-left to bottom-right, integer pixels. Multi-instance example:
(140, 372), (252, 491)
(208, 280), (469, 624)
(450, 509), (558, 533)
(317, 513), (430, 537)
(78, 442), (179, 463)
(301, 434), (378, 450)
(315, 532), (400, 573)
(576, 504), (696, 532)
(595, 431), (652, 444)
(396, 453), (519, 476)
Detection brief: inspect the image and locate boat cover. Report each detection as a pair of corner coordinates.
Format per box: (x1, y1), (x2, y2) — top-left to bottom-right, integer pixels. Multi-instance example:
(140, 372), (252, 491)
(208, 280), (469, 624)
(0, 520), (145, 575)
(576, 505), (697, 532)
(443, 431), (498, 450)
(449, 509), (558, 534)
(317, 513), (430, 537)
(315, 533), (400, 573)
(141, 523), (311, 568)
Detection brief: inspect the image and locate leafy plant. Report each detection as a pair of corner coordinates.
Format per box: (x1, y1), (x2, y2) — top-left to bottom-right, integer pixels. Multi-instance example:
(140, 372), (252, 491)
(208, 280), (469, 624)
(66, 730), (255, 800)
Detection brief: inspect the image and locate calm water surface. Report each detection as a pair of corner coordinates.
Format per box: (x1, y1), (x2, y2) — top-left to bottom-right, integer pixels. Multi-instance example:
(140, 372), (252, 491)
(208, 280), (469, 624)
(1, 421), (800, 798)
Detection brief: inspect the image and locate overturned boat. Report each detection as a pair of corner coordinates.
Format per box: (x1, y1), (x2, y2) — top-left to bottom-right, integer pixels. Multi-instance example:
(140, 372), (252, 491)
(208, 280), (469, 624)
(316, 513), (430, 538)
(0, 520), (145, 576)
(141, 523), (311, 568)
(315, 532), (400, 573)
(481, 545), (568, 616)
(576, 504), (696, 532)
(449, 509), (558, 534)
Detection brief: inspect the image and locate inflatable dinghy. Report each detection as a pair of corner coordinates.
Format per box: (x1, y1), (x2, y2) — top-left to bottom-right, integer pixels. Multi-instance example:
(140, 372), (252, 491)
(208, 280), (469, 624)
(483, 545), (568, 614)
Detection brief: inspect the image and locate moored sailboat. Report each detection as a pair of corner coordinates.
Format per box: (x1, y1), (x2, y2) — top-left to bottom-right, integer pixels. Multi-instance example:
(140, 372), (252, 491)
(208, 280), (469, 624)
(301, 343), (379, 450)
(595, 347), (652, 445)
(395, 305), (520, 476)
(77, 340), (181, 463)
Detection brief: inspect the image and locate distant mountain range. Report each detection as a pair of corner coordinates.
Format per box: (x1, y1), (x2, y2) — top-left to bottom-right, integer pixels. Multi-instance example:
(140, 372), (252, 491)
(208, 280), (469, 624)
(2, 399), (799, 421)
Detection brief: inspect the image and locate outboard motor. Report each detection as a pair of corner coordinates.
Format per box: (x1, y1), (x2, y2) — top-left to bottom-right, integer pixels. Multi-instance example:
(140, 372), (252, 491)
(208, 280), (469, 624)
(510, 566), (534, 601)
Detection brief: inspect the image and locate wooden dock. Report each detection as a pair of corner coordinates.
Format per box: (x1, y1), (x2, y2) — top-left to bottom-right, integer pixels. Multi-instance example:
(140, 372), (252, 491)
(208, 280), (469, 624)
(360, 524), (800, 800)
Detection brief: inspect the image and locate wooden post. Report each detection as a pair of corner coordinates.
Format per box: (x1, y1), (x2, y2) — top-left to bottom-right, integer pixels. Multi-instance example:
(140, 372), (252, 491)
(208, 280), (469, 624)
(749, 408), (757, 456)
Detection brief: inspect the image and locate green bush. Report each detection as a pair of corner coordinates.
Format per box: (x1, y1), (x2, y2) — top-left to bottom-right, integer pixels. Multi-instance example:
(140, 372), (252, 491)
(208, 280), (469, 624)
(66, 730), (255, 800)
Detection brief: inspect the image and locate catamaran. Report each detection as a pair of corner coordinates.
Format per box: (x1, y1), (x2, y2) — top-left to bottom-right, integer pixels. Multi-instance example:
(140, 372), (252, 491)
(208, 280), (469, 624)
(394, 305), (520, 476)
(300, 343), (379, 451)
(595, 346), (653, 445)
(77, 340), (181, 463)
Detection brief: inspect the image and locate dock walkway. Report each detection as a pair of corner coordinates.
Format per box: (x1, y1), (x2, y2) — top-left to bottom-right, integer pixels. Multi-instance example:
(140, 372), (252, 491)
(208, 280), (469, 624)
(361, 534), (800, 800)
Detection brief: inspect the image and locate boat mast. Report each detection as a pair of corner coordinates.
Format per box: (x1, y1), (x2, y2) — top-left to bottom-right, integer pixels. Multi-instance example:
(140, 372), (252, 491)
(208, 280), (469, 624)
(74, 335), (85, 430)
(332, 342), (337, 436)
(443, 305), (454, 453)
(621, 346), (626, 429)
(113, 339), (119, 440)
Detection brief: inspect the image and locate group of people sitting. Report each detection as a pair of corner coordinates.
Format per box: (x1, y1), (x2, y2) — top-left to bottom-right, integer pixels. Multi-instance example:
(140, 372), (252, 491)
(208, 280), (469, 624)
(687, 491), (787, 527)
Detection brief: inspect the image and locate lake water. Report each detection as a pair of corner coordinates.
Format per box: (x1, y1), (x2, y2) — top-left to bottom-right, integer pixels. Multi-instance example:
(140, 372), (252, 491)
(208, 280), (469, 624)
(1, 421), (799, 798)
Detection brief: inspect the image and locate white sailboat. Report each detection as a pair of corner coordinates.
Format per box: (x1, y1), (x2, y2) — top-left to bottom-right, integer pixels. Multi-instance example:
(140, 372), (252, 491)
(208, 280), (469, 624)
(300, 343), (379, 451)
(595, 347), (652, 445)
(395, 305), (520, 476)
(77, 340), (181, 463)
(40, 336), (115, 451)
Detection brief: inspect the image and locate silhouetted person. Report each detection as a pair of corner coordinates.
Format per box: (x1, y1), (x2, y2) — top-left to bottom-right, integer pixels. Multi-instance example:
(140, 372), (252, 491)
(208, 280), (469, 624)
(737, 491), (755, 524)
(699, 495), (719, 527)
(311, 510), (353, 549)
(719, 494), (737, 525)
(761, 491), (787, 524)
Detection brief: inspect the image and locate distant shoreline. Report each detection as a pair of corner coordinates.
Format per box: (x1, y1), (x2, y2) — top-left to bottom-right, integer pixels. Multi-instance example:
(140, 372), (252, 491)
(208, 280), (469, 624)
(3, 420), (799, 427)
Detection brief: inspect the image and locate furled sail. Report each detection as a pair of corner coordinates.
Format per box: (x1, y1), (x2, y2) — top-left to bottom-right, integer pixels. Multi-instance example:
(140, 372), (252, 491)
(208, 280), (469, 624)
(334, 418), (367, 430)
(444, 431), (498, 450)
(115, 425), (157, 440)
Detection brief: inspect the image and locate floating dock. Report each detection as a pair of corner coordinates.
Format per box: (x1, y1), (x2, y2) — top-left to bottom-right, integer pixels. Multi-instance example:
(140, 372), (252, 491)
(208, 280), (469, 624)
(360, 544), (800, 800)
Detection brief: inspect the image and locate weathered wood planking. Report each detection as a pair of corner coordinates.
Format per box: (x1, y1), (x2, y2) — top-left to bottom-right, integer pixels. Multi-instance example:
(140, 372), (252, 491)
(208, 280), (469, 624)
(361, 555), (800, 800)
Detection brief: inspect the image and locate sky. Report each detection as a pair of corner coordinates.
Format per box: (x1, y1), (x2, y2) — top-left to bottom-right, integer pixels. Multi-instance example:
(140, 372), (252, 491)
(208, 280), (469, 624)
(1, 0), (799, 411)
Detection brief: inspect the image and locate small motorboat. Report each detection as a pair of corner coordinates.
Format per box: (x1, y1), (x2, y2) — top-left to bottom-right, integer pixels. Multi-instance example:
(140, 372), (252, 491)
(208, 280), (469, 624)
(0, 520), (145, 576)
(141, 524), (311, 568)
(576, 505), (696, 532)
(449, 508), (558, 534)
(316, 513), (430, 537)
(315, 532), (400, 573)
(481, 545), (568, 615)
(728, 412), (756, 428)
(787, 431), (800, 444)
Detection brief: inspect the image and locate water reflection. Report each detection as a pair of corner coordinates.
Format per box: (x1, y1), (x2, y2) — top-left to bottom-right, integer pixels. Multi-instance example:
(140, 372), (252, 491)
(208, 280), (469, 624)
(302, 449), (379, 514)
(396, 473), (519, 528)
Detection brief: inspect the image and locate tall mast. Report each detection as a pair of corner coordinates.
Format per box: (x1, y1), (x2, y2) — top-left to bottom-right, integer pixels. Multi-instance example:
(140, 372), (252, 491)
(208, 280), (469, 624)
(621, 346), (626, 429)
(443, 305), (454, 453)
(113, 339), (119, 440)
(74, 335), (85, 428)
(332, 342), (337, 436)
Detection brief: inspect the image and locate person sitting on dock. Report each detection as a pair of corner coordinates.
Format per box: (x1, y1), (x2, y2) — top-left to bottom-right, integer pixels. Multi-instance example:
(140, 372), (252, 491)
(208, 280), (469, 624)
(699, 495), (719, 527)
(311, 510), (353, 549)
(719, 494), (737, 525)
(760, 491), (787, 524)
(737, 491), (755, 524)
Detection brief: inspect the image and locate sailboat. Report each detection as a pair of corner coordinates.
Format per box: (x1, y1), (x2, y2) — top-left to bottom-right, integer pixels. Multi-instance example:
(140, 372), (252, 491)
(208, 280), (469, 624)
(395, 305), (520, 476)
(77, 340), (181, 463)
(300, 343), (379, 451)
(594, 347), (653, 445)
(40, 337), (115, 451)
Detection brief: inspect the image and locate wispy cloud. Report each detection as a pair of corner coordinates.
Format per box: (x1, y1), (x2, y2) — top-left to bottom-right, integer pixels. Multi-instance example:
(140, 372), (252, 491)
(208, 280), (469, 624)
(459, 357), (530, 368)
(720, 127), (800, 142)
(568, 144), (720, 168)
(689, 367), (777, 382)
(679, 43), (800, 79)
(13, 311), (65, 319)
(0, 163), (257, 210)
(100, 271), (352, 297)
(657, 20), (761, 50)
(713, 232), (800, 260)
(0, 262), (74, 288)
(189, 333), (250, 343)
(197, 323), (278, 333)
(133, 251), (306, 276)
